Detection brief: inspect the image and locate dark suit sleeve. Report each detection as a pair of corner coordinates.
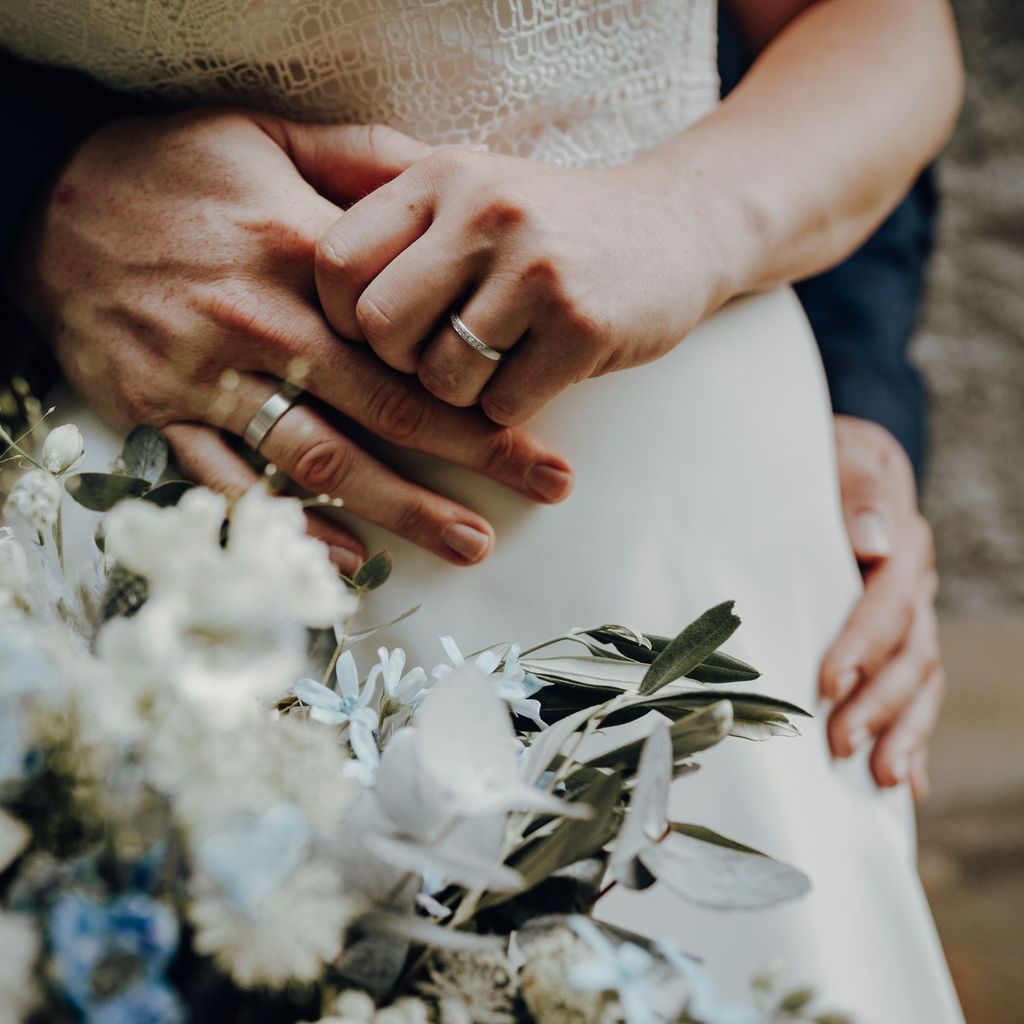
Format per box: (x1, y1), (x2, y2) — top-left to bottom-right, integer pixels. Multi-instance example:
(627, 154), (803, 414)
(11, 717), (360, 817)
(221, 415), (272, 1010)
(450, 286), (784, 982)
(0, 48), (150, 390)
(717, 8), (934, 482)
(0, 48), (151, 260)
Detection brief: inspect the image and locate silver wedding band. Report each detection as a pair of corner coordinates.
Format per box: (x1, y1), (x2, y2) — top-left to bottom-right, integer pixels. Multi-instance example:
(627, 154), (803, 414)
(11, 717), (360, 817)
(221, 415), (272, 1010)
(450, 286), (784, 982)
(243, 381), (303, 452)
(449, 312), (503, 362)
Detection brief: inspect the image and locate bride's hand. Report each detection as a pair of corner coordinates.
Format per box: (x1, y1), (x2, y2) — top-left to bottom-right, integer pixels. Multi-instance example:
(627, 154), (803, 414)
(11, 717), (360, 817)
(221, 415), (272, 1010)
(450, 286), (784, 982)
(313, 148), (730, 425)
(820, 417), (944, 799)
(4, 111), (573, 571)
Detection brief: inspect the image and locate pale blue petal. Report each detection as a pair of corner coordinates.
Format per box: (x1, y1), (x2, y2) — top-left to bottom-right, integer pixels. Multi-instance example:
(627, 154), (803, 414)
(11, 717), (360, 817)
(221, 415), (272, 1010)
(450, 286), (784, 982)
(293, 678), (343, 712)
(438, 635), (464, 666)
(335, 650), (361, 700)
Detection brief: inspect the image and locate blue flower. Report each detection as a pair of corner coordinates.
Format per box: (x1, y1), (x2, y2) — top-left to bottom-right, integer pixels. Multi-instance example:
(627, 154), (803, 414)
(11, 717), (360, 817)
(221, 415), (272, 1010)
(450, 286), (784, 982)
(48, 891), (181, 1022)
(434, 637), (549, 728)
(294, 650), (379, 752)
(367, 646), (428, 709)
(567, 916), (660, 1024)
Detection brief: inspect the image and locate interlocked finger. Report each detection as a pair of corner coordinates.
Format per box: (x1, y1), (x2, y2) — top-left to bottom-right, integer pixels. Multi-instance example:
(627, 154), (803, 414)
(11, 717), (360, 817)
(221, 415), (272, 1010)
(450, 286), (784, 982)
(213, 375), (497, 565)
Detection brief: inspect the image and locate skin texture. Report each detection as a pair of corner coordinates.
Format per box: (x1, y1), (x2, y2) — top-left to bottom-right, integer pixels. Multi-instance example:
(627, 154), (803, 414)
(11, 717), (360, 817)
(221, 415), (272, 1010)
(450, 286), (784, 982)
(312, 0), (962, 424)
(824, 416), (943, 798)
(4, 112), (575, 572)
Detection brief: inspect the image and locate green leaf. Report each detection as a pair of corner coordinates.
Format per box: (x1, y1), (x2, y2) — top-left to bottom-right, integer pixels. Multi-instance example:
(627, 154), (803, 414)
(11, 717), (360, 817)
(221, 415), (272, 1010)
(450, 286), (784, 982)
(686, 649), (761, 684)
(143, 480), (193, 507)
(813, 1014), (854, 1024)
(639, 601), (741, 697)
(587, 701), (733, 771)
(777, 987), (817, 1014)
(481, 770), (624, 910)
(353, 550), (392, 591)
(64, 472), (151, 512)
(113, 425), (168, 484)
(638, 822), (811, 910)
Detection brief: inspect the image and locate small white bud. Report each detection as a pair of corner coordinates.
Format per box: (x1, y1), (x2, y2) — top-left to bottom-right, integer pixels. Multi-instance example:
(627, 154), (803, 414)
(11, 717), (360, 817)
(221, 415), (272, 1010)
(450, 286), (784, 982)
(40, 423), (85, 474)
(4, 470), (61, 531)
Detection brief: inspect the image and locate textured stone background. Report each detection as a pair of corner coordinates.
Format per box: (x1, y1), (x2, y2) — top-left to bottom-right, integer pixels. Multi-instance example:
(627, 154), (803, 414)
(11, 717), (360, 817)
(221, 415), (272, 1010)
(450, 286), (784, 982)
(917, 0), (1024, 612)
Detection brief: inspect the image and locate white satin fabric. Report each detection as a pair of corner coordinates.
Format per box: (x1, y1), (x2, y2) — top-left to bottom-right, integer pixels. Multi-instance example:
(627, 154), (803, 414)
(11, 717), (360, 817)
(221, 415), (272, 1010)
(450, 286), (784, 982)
(21, 0), (963, 1018)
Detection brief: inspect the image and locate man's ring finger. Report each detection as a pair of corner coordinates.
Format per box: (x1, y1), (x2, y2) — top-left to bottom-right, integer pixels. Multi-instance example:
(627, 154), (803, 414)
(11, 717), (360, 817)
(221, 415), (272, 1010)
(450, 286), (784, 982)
(243, 380), (304, 452)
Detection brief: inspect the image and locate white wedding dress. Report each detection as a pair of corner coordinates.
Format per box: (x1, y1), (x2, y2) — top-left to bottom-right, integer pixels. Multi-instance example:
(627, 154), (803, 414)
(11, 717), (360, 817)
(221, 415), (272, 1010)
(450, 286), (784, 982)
(3, 1), (964, 1020)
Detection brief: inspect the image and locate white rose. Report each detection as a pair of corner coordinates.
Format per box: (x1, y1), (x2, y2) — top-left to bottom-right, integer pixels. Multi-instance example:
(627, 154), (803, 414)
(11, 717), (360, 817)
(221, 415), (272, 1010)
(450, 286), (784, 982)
(40, 424), (84, 474)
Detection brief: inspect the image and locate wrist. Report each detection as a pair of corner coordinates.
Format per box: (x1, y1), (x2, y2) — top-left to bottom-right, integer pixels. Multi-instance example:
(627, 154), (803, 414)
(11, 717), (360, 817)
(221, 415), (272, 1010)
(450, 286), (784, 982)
(603, 145), (762, 318)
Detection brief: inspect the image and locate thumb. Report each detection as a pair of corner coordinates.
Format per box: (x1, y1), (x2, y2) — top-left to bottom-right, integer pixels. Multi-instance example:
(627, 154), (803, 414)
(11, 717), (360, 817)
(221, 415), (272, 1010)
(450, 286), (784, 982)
(267, 119), (433, 204)
(837, 455), (894, 562)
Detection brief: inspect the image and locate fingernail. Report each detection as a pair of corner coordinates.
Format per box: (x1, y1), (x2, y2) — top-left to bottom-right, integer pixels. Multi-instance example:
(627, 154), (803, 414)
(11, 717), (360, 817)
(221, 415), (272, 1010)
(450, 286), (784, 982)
(850, 511), (892, 559)
(329, 545), (363, 577)
(834, 667), (861, 701)
(846, 726), (870, 754)
(442, 523), (491, 563)
(525, 463), (573, 502)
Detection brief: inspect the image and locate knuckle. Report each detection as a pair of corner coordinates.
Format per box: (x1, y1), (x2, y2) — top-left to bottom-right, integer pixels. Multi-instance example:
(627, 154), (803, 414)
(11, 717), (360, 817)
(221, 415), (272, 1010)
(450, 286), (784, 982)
(367, 381), (430, 441)
(355, 293), (398, 347)
(470, 188), (529, 234)
(481, 427), (522, 476)
(394, 497), (436, 541)
(421, 147), (468, 185)
(418, 359), (463, 403)
(291, 435), (357, 495)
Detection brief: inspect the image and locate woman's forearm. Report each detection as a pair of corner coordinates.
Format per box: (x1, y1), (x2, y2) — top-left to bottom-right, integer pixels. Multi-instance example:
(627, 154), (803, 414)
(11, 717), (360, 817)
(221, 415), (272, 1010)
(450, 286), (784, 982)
(628, 0), (962, 301)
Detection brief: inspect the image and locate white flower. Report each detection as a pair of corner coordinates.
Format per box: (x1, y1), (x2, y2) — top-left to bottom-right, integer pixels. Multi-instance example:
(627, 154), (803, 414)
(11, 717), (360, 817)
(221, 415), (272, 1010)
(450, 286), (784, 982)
(294, 651), (379, 753)
(412, 667), (582, 819)
(100, 487), (355, 723)
(369, 647), (428, 710)
(0, 527), (31, 613)
(434, 637), (549, 728)
(4, 469), (60, 531)
(190, 856), (351, 988)
(40, 423), (84, 474)
(0, 809), (29, 873)
(0, 913), (39, 1024)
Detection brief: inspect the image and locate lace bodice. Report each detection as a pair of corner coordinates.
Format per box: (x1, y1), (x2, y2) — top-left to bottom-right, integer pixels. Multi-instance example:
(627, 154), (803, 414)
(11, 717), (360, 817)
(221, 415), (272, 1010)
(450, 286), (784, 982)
(1, 0), (717, 168)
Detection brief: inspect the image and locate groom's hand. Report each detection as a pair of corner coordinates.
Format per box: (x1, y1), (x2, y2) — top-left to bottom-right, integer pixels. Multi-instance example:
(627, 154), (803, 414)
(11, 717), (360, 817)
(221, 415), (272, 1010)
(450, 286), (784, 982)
(820, 415), (944, 799)
(5, 110), (573, 572)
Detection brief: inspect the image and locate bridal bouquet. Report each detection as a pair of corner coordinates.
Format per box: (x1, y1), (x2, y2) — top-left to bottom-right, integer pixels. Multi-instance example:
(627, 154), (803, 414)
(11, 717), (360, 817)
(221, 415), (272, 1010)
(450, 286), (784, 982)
(0, 396), (851, 1024)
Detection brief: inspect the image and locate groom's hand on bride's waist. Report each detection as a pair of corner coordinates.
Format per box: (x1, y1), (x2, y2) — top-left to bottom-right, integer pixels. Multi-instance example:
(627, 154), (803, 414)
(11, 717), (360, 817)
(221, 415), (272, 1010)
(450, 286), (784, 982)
(3, 110), (574, 573)
(820, 415), (945, 800)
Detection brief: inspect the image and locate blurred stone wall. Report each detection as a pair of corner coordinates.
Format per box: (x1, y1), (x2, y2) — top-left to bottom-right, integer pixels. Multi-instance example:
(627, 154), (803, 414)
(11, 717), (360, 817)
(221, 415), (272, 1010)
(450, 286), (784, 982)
(916, 0), (1024, 612)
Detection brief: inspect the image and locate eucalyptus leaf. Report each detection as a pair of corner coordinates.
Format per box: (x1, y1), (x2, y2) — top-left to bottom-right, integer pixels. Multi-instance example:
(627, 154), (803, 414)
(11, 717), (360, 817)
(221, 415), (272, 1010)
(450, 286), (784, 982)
(353, 550), (392, 590)
(113, 425), (168, 484)
(638, 823), (811, 910)
(609, 723), (671, 889)
(640, 601), (741, 697)
(480, 770), (624, 910)
(143, 480), (193, 507)
(587, 701), (733, 771)
(686, 650), (761, 684)
(335, 932), (411, 1000)
(64, 472), (151, 512)
(360, 910), (505, 952)
(520, 704), (598, 786)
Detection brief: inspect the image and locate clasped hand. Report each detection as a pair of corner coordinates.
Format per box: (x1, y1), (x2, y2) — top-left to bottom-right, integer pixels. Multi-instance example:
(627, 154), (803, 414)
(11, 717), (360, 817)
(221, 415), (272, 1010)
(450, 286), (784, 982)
(313, 147), (730, 425)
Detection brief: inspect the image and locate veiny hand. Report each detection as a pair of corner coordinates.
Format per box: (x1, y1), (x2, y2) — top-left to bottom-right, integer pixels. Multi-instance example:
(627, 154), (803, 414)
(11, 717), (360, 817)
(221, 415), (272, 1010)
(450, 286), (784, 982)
(312, 148), (731, 425)
(5, 111), (574, 573)
(820, 415), (945, 799)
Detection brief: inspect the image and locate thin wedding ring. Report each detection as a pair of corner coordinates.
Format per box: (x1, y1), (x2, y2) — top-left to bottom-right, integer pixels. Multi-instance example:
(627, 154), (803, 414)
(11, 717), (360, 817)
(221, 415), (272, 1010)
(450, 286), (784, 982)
(449, 312), (503, 362)
(242, 380), (303, 452)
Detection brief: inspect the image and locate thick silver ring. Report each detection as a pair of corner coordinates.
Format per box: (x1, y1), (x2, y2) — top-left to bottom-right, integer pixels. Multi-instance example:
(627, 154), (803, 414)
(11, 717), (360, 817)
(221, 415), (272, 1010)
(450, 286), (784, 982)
(243, 381), (303, 452)
(449, 312), (503, 362)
